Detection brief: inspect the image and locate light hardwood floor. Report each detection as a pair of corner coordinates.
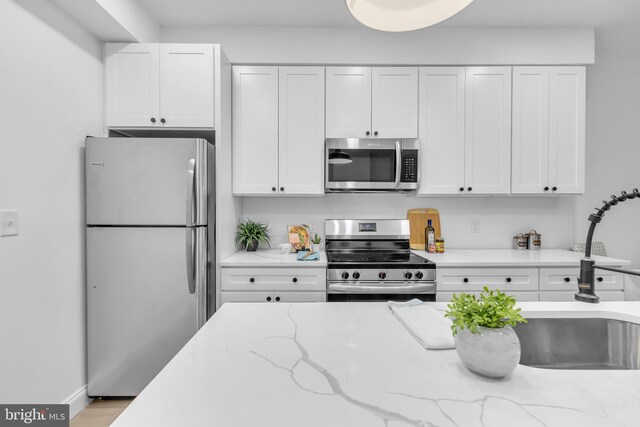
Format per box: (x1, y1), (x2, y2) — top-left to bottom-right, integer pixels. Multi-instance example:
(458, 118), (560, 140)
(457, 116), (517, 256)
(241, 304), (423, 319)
(70, 398), (134, 427)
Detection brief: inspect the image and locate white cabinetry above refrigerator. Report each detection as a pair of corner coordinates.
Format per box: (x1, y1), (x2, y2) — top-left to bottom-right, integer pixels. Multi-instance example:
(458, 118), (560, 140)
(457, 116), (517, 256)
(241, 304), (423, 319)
(105, 43), (215, 129)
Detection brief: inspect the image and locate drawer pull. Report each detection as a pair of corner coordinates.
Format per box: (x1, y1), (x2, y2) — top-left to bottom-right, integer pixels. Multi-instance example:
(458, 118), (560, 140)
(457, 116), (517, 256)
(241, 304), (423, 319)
(564, 277), (571, 282)
(506, 277), (512, 283)
(266, 296), (271, 302)
(463, 278), (469, 283)
(275, 296), (281, 302)
(292, 278), (298, 283)
(597, 277), (604, 282)
(250, 278), (255, 283)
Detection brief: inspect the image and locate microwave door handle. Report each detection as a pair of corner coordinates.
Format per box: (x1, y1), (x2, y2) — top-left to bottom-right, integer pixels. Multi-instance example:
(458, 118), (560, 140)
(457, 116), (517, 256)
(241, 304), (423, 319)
(394, 140), (402, 187)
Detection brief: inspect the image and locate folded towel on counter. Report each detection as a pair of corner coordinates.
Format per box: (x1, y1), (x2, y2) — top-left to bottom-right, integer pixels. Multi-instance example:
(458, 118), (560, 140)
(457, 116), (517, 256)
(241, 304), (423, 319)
(388, 299), (455, 350)
(296, 251), (319, 261)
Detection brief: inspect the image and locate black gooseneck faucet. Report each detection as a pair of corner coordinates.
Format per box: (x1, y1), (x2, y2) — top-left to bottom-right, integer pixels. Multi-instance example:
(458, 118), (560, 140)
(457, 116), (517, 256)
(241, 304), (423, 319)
(576, 188), (640, 303)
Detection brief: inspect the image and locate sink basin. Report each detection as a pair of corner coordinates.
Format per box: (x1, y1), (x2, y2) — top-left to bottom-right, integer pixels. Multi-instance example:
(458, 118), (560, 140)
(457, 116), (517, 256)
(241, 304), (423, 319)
(513, 318), (640, 370)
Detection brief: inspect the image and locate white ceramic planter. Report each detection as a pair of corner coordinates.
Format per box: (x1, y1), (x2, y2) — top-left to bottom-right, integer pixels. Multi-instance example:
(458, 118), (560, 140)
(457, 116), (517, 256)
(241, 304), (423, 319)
(454, 325), (521, 378)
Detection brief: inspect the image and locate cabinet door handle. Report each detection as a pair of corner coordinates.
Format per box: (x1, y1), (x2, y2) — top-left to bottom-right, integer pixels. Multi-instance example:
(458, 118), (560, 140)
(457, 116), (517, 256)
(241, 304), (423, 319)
(564, 277), (571, 282)
(552, 186), (558, 191)
(292, 278), (298, 283)
(266, 296), (271, 302)
(275, 296), (281, 302)
(160, 118), (166, 124)
(459, 187), (464, 192)
(249, 278), (255, 283)
(272, 187), (276, 192)
(365, 131), (370, 136)
(597, 277), (604, 282)
(374, 131), (379, 136)
(544, 186), (549, 191)
(463, 278), (469, 283)
(280, 187), (284, 192)
(467, 187), (472, 192)
(150, 117), (156, 123)
(506, 277), (512, 283)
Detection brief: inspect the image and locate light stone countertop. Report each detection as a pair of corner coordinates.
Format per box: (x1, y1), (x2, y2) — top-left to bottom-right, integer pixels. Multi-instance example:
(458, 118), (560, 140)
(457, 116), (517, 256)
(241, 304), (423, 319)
(113, 301), (640, 427)
(221, 249), (327, 267)
(412, 248), (630, 268)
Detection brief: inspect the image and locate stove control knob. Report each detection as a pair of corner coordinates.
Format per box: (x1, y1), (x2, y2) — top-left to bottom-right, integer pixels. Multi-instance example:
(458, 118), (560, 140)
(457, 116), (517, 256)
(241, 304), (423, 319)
(341, 272), (350, 280)
(379, 272), (387, 279)
(415, 271), (424, 279)
(404, 272), (413, 280)
(352, 271), (360, 280)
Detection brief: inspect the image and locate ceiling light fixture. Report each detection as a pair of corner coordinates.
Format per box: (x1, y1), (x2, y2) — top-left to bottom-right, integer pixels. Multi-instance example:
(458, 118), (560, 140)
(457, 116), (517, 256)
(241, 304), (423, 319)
(346, 0), (475, 32)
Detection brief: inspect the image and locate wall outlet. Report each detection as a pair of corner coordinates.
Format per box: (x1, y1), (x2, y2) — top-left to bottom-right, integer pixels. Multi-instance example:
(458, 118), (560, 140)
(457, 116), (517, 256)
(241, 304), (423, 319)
(471, 219), (480, 234)
(0, 210), (19, 236)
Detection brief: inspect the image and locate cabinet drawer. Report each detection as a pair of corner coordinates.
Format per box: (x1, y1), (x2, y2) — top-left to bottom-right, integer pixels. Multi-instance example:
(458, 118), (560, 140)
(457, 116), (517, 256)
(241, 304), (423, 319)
(221, 268), (326, 291)
(437, 268), (539, 292)
(437, 291), (538, 303)
(220, 291), (326, 304)
(539, 268), (623, 291)
(539, 291), (624, 302)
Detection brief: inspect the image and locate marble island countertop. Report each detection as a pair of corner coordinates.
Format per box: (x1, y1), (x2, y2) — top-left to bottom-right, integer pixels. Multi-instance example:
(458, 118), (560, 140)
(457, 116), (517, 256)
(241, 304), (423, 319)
(412, 248), (631, 268)
(221, 249), (327, 267)
(113, 301), (640, 427)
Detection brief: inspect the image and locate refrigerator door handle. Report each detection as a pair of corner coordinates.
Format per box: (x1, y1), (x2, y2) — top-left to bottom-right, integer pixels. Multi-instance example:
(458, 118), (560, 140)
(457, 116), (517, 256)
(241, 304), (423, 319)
(186, 227), (196, 294)
(186, 159), (196, 226)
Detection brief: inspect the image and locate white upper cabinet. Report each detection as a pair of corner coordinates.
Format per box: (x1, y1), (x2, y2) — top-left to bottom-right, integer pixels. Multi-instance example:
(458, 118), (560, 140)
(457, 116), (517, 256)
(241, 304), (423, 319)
(418, 67), (466, 195)
(232, 66), (279, 195)
(512, 67), (551, 194)
(464, 67), (512, 195)
(278, 67), (325, 195)
(325, 67), (372, 138)
(371, 67), (418, 138)
(512, 66), (585, 195)
(158, 44), (214, 128)
(106, 44), (159, 128)
(232, 66), (326, 196)
(326, 67), (418, 138)
(549, 67), (586, 194)
(105, 43), (214, 128)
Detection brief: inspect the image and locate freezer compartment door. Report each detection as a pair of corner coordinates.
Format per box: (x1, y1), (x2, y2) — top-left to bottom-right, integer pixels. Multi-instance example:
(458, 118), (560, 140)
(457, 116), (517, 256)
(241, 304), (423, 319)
(87, 227), (205, 396)
(86, 137), (208, 226)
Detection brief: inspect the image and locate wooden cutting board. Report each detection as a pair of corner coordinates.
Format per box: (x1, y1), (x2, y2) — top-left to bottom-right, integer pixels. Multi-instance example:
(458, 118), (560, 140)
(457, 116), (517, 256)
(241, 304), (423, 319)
(407, 208), (441, 250)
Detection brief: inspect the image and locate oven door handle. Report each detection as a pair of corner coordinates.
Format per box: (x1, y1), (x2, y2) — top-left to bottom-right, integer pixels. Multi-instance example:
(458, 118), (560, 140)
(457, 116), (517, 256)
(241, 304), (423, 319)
(328, 282), (436, 294)
(394, 140), (402, 187)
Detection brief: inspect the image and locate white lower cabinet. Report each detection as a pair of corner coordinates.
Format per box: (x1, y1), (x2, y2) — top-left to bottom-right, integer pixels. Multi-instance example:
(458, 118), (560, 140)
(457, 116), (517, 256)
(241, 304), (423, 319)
(437, 268), (539, 292)
(435, 266), (625, 302)
(538, 267), (623, 301)
(437, 291), (538, 302)
(220, 267), (327, 303)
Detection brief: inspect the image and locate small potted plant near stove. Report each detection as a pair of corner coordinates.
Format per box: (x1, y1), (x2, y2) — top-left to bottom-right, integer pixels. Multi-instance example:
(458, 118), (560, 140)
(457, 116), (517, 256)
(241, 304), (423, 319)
(235, 219), (271, 252)
(310, 234), (322, 252)
(445, 287), (527, 378)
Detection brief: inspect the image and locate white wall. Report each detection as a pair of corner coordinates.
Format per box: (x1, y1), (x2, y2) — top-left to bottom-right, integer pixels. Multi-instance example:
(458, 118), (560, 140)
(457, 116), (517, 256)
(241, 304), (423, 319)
(0, 0), (103, 414)
(161, 26), (594, 65)
(241, 195), (575, 249)
(573, 48), (640, 268)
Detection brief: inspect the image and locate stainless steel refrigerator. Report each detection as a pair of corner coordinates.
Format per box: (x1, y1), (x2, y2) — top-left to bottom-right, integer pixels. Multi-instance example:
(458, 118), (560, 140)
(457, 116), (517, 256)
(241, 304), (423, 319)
(85, 136), (214, 397)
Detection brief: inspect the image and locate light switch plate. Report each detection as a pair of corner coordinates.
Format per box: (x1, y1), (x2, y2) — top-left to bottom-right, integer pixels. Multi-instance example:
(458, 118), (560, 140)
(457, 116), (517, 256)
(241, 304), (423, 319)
(0, 210), (19, 236)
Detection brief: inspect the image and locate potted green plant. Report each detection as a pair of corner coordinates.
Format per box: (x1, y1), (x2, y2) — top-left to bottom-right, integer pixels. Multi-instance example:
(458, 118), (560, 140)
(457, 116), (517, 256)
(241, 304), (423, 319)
(444, 287), (527, 378)
(310, 234), (322, 252)
(235, 220), (271, 252)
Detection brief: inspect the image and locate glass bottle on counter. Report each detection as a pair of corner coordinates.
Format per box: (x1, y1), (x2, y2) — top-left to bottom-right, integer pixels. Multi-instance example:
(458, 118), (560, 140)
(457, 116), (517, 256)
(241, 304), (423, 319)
(425, 219), (436, 254)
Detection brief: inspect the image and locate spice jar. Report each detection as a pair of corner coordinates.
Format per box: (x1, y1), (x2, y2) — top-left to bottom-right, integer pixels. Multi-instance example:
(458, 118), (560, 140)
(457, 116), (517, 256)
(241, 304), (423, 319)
(436, 238), (445, 253)
(513, 233), (528, 250)
(528, 230), (541, 250)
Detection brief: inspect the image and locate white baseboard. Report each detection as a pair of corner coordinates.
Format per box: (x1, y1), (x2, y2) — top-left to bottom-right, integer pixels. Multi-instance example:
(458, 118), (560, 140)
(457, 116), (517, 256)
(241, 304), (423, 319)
(63, 385), (92, 418)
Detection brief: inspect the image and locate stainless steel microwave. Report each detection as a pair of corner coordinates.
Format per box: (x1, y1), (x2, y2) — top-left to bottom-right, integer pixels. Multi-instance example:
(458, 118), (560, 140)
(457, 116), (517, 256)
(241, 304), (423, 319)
(325, 138), (419, 192)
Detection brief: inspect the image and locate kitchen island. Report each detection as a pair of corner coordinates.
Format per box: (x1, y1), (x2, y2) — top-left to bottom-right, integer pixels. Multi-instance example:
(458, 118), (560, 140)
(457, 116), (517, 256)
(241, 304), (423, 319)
(112, 301), (640, 426)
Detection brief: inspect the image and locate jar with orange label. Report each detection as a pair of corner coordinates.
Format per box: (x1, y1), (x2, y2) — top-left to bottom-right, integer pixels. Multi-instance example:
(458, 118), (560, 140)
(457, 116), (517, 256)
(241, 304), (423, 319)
(436, 238), (445, 253)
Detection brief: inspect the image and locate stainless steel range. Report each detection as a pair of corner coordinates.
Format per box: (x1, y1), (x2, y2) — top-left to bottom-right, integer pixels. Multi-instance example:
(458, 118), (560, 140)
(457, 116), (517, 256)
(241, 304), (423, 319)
(325, 219), (436, 302)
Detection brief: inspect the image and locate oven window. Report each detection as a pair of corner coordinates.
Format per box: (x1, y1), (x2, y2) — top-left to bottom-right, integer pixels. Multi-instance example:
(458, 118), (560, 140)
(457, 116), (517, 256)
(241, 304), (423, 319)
(328, 149), (396, 182)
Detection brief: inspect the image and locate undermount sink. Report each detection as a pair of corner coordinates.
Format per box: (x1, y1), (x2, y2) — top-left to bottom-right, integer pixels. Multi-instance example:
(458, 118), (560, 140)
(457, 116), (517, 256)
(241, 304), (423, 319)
(513, 318), (640, 370)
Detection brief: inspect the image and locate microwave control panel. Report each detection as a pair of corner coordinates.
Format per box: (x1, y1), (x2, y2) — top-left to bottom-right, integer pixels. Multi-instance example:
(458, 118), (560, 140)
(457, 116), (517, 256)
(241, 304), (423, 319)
(400, 150), (418, 183)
